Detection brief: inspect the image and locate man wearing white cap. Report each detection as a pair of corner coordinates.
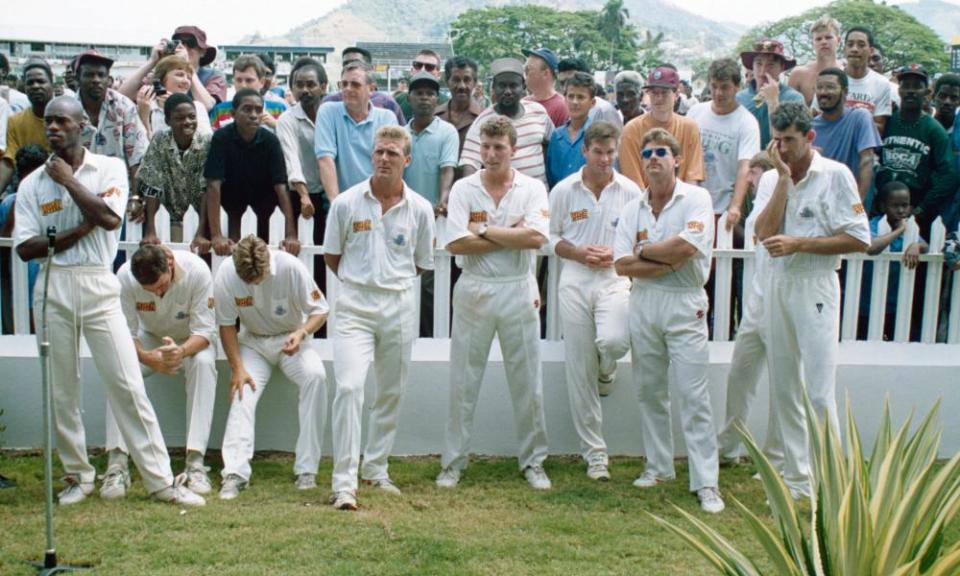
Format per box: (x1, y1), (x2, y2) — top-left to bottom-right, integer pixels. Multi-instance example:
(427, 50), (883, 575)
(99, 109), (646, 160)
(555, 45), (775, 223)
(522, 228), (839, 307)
(215, 235), (329, 500)
(325, 126), (435, 511)
(437, 115), (552, 491)
(100, 244), (217, 500)
(614, 127), (724, 514)
(551, 121), (639, 480)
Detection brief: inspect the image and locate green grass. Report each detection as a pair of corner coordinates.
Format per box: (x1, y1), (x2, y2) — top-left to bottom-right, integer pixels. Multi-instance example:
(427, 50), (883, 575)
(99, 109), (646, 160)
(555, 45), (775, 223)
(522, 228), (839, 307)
(0, 451), (955, 575)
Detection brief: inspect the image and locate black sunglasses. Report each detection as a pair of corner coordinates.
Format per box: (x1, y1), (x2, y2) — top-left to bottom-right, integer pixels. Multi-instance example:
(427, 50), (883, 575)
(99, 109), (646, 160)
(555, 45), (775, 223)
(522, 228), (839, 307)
(174, 36), (199, 50)
(641, 147), (670, 159)
(412, 61), (438, 72)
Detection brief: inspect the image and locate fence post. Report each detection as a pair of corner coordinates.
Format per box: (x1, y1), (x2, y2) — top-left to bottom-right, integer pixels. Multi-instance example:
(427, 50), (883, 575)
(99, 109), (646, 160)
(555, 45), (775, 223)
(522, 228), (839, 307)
(712, 212), (733, 342)
(920, 218), (946, 343)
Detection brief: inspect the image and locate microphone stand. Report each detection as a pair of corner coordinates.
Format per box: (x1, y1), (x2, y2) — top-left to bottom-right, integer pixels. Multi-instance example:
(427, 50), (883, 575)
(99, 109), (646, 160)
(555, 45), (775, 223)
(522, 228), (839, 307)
(32, 226), (89, 574)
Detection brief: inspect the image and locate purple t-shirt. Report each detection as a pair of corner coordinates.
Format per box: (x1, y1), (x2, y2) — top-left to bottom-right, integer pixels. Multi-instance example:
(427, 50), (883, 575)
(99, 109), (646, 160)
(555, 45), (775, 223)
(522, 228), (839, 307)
(813, 107), (881, 179)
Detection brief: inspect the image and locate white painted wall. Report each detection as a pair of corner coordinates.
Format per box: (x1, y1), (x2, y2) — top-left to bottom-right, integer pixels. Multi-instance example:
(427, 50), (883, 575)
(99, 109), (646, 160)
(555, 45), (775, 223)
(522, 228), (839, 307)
(2, 336), (957, 461)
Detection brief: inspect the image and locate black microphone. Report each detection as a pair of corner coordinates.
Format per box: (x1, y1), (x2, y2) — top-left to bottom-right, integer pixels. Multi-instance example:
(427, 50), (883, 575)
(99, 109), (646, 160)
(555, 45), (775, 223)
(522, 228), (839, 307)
(46, 226), (57, 248)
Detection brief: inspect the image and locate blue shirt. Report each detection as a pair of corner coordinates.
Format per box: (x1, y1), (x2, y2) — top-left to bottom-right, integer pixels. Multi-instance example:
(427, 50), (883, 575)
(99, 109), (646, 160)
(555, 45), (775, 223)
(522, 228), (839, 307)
(546, 120), (590, 189)
(735, 81), (805, 148)
(813, 107), (881, 180)
(403, 117), (459, 206)
(860, 215), (905, 318)
(314, 102), (399, 192)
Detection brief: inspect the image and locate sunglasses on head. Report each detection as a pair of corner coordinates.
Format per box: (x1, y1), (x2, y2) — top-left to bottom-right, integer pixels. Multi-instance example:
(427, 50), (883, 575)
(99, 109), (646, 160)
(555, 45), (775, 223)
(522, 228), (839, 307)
(641, 147), (670, 159)
(412, 61), (438, 72)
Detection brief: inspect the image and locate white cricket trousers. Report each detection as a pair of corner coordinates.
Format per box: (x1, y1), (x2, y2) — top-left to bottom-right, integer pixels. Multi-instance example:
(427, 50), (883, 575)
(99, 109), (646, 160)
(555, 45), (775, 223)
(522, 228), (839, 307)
(629, 284), (719, 491)
(716, 295), (784, 469)
(764, 271), (841, 497)
(37, 266), (173, 493)
(331, 282), (416, 493)
(558, 263), (630, 465)
(441, 274), (549, 472)
(104, 332), (217, 459)
(220, 332), (326, 481)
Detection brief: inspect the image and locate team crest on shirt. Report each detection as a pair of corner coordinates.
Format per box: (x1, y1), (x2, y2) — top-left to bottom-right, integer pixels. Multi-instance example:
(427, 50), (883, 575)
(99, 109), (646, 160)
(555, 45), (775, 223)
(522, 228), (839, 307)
(207, 297), (215, 309)
(468, 211), (488, 223)
(235, 297), (254, 307)
(687, 221), (705, 233)
(852, 203), (865, 215)
(636, 229), (648, 242)
(816, 303), (824, 314)
(40, 199), (63, 215)
(799, 206), (815, 218)
(611, 217), (619, 228)
(570, 209), (588, 222)
(175, 311), (188, 320)
(310, 290), (321, 301)
(136, 302), (156, 312)
(696, 309), (705, 320)
(393, 233), (406, 246)
(353, 219), (372, 232)
(98, 187), (121, 199)
(274, 304), (287, 316)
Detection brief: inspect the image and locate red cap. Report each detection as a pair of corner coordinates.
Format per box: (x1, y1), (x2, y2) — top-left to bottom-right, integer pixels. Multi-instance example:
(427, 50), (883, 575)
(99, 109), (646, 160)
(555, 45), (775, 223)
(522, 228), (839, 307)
(644, 66), (680, 90)
(74, 49), (114, 72)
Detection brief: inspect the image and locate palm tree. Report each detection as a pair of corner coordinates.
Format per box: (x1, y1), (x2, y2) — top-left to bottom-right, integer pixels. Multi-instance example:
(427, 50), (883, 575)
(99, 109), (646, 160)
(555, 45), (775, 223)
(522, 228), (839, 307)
(600, 0), (630, 68)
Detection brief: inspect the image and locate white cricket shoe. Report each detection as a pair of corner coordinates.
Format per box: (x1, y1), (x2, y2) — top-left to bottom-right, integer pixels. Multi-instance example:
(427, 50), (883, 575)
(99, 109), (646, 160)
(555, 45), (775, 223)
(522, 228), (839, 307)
(99, 465), (130, 501)
(587, 462), (611, 481)
(435, 467), (461, 489)
(331, 490), (358, 511)
(364, 478), (402, 495)
(632, 470), (675, 488)
(295, 473), (317, 491)
(154, 473), (206, 507)
(697, 487), (725, 514)
(218, 474), (247, 501)
(58, 476), (94, 505)
(185, 466), (212, 495)
(523, 465), (552, 490)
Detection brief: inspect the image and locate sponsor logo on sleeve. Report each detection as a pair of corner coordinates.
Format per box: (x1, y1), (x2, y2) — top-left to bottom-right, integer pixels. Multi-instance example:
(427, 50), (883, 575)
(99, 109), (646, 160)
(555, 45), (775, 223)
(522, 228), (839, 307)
(40, 199), (63, 215)
(468, 211), (488, 223)
(207, 297), (215, 309)
(852, 203), (865, 215)
(235, 296), (254, 307)
(570, 209), (589, 222)
(98, 187), (121, 199)
(310, 289), (322, 301)
(136, 301), (156, 312)
(352, 219), (373, 232)
(686, 220), (705, 233)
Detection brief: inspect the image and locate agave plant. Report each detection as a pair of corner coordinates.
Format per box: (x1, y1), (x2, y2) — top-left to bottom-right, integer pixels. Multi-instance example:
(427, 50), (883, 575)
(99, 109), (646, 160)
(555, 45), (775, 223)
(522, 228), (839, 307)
(651, 397), (960, 575)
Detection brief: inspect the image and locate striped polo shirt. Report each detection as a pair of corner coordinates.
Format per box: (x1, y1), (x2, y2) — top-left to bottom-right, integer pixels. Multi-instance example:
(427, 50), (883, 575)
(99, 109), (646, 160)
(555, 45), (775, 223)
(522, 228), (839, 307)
(459, 102), (554, 185)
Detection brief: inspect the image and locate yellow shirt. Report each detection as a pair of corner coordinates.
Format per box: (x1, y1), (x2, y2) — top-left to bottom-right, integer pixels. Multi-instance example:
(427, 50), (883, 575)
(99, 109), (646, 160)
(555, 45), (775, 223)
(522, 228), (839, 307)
(4, 108), (48, 163)
(619, 114), (705, 188)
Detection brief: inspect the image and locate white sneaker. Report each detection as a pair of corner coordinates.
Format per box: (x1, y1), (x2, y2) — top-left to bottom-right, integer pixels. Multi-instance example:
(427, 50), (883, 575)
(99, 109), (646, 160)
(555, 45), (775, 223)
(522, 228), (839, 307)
(153, 473), (206, 507)
(364, 478), (401, 495)
(435, 467), (461, 489)
(185, 466), (212, 495)
(697, 487), (725, 514)
(295, 473), (317, 491)
(598, 371), (616, 397)
(218, 474), (247, 501)
(98, 465), (130, 501)
(331, 490), (358, 511)
(523, 465), (552, 490)
(58, 476), (94, 505)
(632, 470), (675, 488)
(587, 461), (610, 481)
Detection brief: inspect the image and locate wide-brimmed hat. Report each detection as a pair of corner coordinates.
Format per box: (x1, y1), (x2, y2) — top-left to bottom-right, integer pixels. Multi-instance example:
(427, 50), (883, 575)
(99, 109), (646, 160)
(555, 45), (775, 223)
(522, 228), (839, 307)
(740, 39), (796, 71)
(173, 25), (217, 67)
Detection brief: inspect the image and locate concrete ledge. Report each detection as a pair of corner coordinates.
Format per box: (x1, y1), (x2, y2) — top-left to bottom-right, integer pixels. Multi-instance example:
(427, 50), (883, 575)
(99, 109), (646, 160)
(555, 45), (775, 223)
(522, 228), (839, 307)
(1, 337), (957, 459)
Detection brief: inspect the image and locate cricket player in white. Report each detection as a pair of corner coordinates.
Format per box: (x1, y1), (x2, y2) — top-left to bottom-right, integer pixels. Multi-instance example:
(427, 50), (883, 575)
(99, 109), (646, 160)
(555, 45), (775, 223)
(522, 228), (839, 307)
(215, 235), (329, 500)
(754, 103), (869, 498)
(100, 244), (217, 500)
(550, 121), (639, 480)
(324, 126), (435, 511)
(437, 116), (552, 491)
(14, 96), (204, 506)
(613, 127), (725, 514)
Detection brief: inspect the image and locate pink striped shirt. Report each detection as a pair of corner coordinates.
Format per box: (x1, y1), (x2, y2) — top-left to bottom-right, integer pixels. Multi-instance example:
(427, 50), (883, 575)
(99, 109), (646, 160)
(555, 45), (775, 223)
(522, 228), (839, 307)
(459, 102), (554, 184)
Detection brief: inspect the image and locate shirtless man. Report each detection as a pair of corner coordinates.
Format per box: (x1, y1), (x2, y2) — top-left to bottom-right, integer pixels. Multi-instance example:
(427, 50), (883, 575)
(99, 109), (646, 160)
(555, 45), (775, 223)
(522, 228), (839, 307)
(788, 15), (842, 106)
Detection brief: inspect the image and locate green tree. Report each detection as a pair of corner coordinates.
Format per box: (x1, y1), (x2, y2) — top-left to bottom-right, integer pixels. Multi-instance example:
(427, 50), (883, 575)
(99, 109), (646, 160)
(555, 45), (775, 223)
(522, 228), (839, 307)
(451, 5), (641, 73)
(734, 0), (948, 73)
(600, 0), (631, 66)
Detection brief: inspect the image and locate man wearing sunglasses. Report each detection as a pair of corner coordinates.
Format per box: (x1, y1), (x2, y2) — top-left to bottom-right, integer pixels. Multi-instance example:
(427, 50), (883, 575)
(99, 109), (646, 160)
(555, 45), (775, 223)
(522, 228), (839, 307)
(613, 128), (724, 514)
(395, 49), (449, 121)
(322, 47), (405, 125)
(119, 25), (226, 111)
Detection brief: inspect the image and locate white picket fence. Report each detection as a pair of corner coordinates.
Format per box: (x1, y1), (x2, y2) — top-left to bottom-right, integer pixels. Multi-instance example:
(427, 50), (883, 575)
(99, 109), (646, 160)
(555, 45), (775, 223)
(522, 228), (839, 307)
(2, 206), (959, 344)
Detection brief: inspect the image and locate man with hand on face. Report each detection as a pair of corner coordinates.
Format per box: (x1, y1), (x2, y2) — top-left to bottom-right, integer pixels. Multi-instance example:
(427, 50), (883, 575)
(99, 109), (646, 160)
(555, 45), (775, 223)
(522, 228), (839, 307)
(551, 121), (639, 480)
(324, 127), (434, 511)
(687, 58), (760, 230)
(101, 243), (218, 500)
(437, 116), (552, 492)
(811, 67), (881, 201)
(460, 58), (553, 185)
(200, 89), (300, 256)
(14, 96), (204, 507)
(215, 235), (329, 500)
(754, 102), (870, 499)
(736, 40), (805, 148)
(0, 58), (54, 194)
(613, 128), (724, 515)
(277, 58), (329, 239)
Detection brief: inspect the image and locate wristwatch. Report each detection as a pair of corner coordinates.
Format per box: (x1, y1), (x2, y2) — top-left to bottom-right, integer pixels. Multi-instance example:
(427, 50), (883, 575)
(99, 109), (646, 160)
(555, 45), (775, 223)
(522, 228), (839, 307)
(478, 223), (489, 237)
(634, 241), (645, 258)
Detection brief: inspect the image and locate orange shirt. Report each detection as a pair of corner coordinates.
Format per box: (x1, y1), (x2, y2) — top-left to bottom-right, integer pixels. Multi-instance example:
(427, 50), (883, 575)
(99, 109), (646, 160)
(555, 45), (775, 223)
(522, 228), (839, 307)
(619, 113), (705, 188)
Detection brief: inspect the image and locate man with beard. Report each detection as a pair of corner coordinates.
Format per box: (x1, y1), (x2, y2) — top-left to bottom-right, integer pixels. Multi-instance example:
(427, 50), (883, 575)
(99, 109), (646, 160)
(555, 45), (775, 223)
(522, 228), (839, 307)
(812, 67), (881, 200)
(876, 65), (959, 234)
(787, 15), (842, 106)
(0, 58), (54, 193)
(460, 58), (553, 185)
(434, 56), (483, 159)
(14, 96), (205, 507)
